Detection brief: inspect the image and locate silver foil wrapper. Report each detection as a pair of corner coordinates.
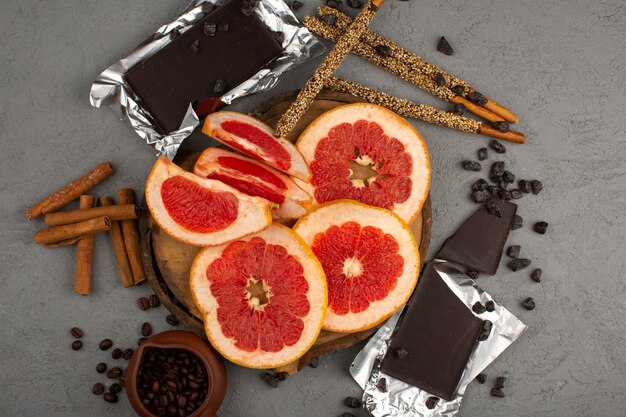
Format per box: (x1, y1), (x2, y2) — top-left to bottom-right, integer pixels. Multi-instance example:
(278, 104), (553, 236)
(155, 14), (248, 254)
(89, 0), (324, 159)
(350, 259), (527, 417)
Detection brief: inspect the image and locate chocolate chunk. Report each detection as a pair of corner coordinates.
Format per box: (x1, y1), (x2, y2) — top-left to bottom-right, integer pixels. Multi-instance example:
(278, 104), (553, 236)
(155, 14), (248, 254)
(262, 372), (279, 388)
(435, 73), (446, 87)
(466, 269), (479, 279)
(322, 13), (337, 25)
(491, 388), (505, 398)
(478, 320), (493, 341)
(290, 0), (303, 12)
(497, 189), (512, 201)
(485, 300), (495, 312)
(485, 200), (502, 217)
(534, 221), (548, 234)
(452, 103), (466, 115)
(309, 357), (319, 368)
(202, 3), (216, 14)
(344, 397), (361, 408)
(376, 377), (388, 392)
(472, 190), (489, 203)
(487, 185), (502, 196)
(502, 170), (515, 184)
(425, 396), (439, 409)
(189, 39), (201, 54)
(492, 121), (510, 133)
(438, 199), (517, 275)
(204, 22), (217, 36)
(381, 263), (484, 400)
(518, 180), (532, 193)
(468, 91), (487, 106)
(347, 0), (362, 8)
(506, 245), (520, 258)
(510, 189), (523, 199)
(213, 78), (226, 94)
(495, 376), (507, 388)
(489, 140), (506, 154)
(521, 297), (536, 310)
(451, 85), (465, 96)
(477, 148), (488, 161)
(394, 347), (409, 358)
(472, 302), (486, 314)
(530, 268), (542, 283)
(490, 161), (505, 182)
(374, 44), (392, 58)
(508, 258), (531, 271)
(511, 214), (523, 230)
(472, 179), (489, 192)
(476, 373), (487, 384)
(462, 160), (481, 171)
(437, 36), (454, 55)
(531, 180), (543, 194)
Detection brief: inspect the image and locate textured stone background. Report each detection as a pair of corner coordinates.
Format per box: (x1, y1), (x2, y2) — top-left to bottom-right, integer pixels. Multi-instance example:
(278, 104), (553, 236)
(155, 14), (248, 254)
(1, 0), (625, 416)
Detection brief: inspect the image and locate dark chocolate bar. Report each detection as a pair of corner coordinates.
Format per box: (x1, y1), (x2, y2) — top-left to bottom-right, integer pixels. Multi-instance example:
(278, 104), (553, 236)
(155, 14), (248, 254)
(437, 198), (517, 275)
(381, 263), (484, 400)
(125, 0), (282, 133)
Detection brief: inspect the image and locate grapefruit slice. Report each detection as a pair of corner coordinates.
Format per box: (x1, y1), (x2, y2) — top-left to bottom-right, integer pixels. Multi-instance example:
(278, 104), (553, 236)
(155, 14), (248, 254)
(145, 157), (272, 247)
(202, 111), (312, 182)
(295, 103), (431, 223)
(293, 200), (419, 333)
(190, 224), (327, 369)
(194, 147), (312, 220)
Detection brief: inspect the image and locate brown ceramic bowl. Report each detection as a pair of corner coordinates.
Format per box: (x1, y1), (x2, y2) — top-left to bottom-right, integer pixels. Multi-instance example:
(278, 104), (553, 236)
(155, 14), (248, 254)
(126, 330), (227, 417)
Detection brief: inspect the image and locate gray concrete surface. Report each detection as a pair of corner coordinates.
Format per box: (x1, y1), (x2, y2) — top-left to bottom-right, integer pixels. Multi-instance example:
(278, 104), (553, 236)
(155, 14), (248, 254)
(1, 0), (625, 416)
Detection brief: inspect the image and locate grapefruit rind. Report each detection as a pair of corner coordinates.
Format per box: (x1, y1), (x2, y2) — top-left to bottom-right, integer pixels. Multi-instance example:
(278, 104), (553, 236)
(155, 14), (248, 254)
(293, 200), (419, 333)
(189, 224), (327, 369)
(203, 111), (312, 182)
(295, 103), (431, 223)
(145, 157), (273, 247)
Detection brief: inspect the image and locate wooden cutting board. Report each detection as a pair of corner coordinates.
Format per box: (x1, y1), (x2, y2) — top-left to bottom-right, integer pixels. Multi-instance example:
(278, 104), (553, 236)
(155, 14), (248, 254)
(139, 90), (432, 374)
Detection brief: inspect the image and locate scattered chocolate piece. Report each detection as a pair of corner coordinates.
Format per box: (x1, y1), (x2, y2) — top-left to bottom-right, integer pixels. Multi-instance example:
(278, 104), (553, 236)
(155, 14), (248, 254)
(478, 320), (493, 341)
(109, 383), (122, 394)
(497, 189), (512, 201)
(477, 148), (488, 161)
(492, 121), (510, 133)
(290, 0), (303, 12)
(376, 377), (388, 392)
(309, 357), (319, 368)
(111, 348), (122, 359)
(99, 339), (113, 351)
(189, 39), (200, 54)
(468, 91), (487, 106)
(534, 221), (549, 234)
(466, 269), (479, 279)
(107, 367), (123, 379)
(347, 0), (362, 8)
(502, 170), (515, 184)
(518, 180), (532, 193)
(495, 376), (507, 388)
(213, 78), (226, 94)
(531, 180), (543, 194)
(521, 297), (536, 310)
(138, 297), (150, 311)
(122, 348), (134, 360)
(326, 0), (344, 11)
(92, 383), (105, 395)
(472, 190), (489, 203)
(485, 200), (502, 217)
(435, 73), (446, 87)
(437, 36), (454, 55)
(508, 258), (531, 271)
(141, 322), (153, 337)
(485, 300), (495, 312)
(491, 388), (505, 398)
(487, 185), (502, 196)
(322, 13), (337, 25)
(489, 140), (506, 154)
(166, 314), (180, 326)
(96, 363), (107, 374)
(204, 22), (217, 36)
(511, 215), (523, 230)
(510, 189), (523, 199)
(275, 371), (289, 381)
(506, 245), (521, 258)
(476, 373), (487, 384)
(71, 340), (82, 351)
(218, 22), (230, 32)
(374, 44), (392, 58)
(472, 179), (489, 192)
(103, 392), (119, 403)
(71, 327), (83, 339)
(344, 397), (361, 408)
(472, 302), (486, 314)
(452, 103), (466, 115)
(451, 85), (465, 96)
(149, 294), (160, 308)
(530, 268), (542, 283)
(490, 161), (505, 182)
(425, 396), (439, 409)
(462, 160), (481, 171)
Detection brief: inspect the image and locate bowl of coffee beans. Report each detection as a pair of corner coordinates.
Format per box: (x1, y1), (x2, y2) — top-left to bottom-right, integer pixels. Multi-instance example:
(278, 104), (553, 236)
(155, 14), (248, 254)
(125, 330), (227, 417)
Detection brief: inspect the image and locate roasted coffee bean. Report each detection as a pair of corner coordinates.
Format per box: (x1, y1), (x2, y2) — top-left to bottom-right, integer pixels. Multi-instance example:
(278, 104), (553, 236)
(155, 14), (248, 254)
(71, 340), (83, 351)
(531, 180), (543, 194)
(434, 73), (446, 87)
(451, 85), (465, 96)
(510, 189), (523, 199)
(478, 320), (493, 341)
(109, 383), (122, 394)
(122, 348), (134, 360)
(92, 382), (105, 395)
(394, 347), (409, 358)
(437, 36), (454, 55)
(507, 245), (521, 258)
(344, 397), (361, 408)
(497, 189), (512, 201)
(477, 147), (488, 161)
(489, 140), (506, 154)
(262, 372), (279, 388)
(491, 388), (505, 398)
(485, 200), (502, 217)
(138, 338), (148, 345)
(376, 377), (388, 392)
(322, 13), (337, 25)
(425, 396), (439, 409)
(472, 302), (486, 314)
(111, 348), (122, 359)
(521, 297), (536, 310)
(71, 327), (83, 339)
(374, 44), (392, 58)
(107, 367), (123, 379)
(290, 0), (303, 12)
(472, 179), (489, 192)
(326, 0), (344, 12)
(166, 315), (180, 326)
(149, 294), (161, 308)
(502, 170), (515, 184)
(103, 392), (119, 403)
(213, 78), (226, 94)
(511, 214), (523, 230)
(141, 322), (153, 337)
(534, 221), (548, 234)
(466, 269), (479, 279)
(177, 394), (188, 408)
(462, 160), (481, 171)
(485, 300), (495, 312)
(490, 161), (505, 182)
(508, 258), (531, 271)
(347, 0), (362, 8)
(204, 22), (217, 36)
(189, 39), (200, 54)
(468, 91), (487, 105)
(138, 297), (151, 311)
(492, 121), (510, 133)
(452, 103), (466, 115)
(309, 357), (319, 368)
(530, 268), (542, 283)
(495, 376), (507, 388)
(96, 363), (107, 374)
(476, 373), (487, 384)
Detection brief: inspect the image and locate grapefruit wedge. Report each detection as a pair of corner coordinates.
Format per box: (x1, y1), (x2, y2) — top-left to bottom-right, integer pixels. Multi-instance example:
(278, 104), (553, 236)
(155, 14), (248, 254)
(202, 111), (312, 182)
(194, 147), (312, 220)
(190, 224), (327, 369)
(145, 157), (272, 247)
(295, 103), (431, 223)
(293, 200), (419, 333)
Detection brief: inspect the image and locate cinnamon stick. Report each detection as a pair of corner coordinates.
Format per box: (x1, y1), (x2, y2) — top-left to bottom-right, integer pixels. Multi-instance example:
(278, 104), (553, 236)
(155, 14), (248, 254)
(74, 195), (97, 296)
(44, 204), (138, 226)
(45, 236), (83, 248)
(26, 162), (113, 220)
(100, 197), (135, 288)
(117, 189), (145, 285)
(34, 216), (111, 245)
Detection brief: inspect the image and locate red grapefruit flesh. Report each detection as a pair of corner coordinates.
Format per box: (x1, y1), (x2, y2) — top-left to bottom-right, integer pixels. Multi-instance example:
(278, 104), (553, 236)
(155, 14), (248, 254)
(194, 148), (312, 220)
(295, 103), (431, 223)
(293, 200), (419, 333)
(203, 111), (312, 181)
(190, 224), (326, 368)
(146, 157), (272, 247)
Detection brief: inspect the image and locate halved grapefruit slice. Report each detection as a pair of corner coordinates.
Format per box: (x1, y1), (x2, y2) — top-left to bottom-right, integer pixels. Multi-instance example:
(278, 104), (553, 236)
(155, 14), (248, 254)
(295, 103), (431, 223)
(194, 147), (312, 220)
(146, 157), (272, 247)
(293, 200), (419, 333)
(202, 111), (312, 182)
(190, 224), (327, 369)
